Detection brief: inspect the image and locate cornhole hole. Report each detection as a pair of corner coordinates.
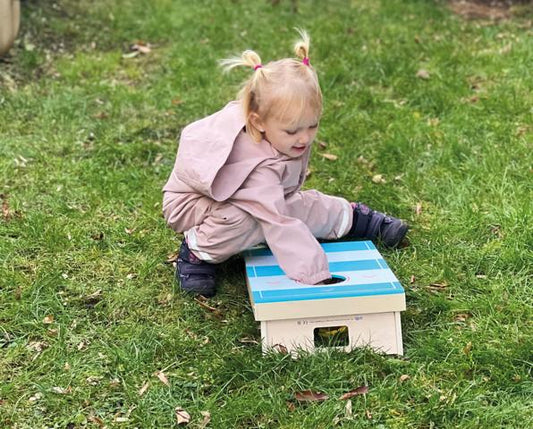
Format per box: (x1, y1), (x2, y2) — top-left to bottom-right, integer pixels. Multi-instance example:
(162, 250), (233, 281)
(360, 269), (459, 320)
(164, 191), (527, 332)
(244, 241), (406, 355)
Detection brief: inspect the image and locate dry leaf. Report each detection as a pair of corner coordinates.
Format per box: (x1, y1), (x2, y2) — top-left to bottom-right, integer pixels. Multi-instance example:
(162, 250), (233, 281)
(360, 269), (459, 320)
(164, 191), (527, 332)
(43, 315), (54, 324)
(410, 275), (416, 284)
(416, 69), (430, 80)
(155, 370), (170, 386)
(273, 343), (288, 354)
(427, 282), (448, 291)
(339, 385), (369, 400)
(114, 416), (129, 423)
(88, 414), (105, 428)
(199, 411), (211, 428)
(305, 168), (312, 178)
(175, 407), (191, 425)
(1, 194), (11, 220)
(86, 376), (102, 385)
(372, 174), (386, 184)
(286, 400), (296, 412)
(138, 381), (150, 396)
(454, 313), (471, 323)
(51, 386), (71, 394)
(366, 409), (373, 419)
(320, 153), (338, 161)
(294, 389), (329, 402)
(463, 341), (472, 355)
(399, 374), (411, 382)
(415, 202), (423, 215)
(194, 297), (223, 318)
(77, 340), (88, 351)
(27, 341), (48, 352)
(238, 337), (259, 345)
(345, 399), (353, 417)
(318, 141), (328, 149)
(28, 392), (43, 402)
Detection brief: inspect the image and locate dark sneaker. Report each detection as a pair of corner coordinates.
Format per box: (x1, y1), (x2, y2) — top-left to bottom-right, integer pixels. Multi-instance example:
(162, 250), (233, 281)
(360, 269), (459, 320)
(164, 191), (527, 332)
(347, 203), (408, 248)
(176, 240), (217, 297)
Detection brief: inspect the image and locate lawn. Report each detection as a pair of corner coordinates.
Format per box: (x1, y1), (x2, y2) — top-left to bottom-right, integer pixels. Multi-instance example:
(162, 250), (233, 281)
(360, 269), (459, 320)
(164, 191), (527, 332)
(1, 0), (532, 427)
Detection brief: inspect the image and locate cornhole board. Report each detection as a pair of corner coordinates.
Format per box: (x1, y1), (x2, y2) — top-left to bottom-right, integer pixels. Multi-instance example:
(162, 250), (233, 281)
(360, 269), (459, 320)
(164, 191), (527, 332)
(243, 241), (405, 355)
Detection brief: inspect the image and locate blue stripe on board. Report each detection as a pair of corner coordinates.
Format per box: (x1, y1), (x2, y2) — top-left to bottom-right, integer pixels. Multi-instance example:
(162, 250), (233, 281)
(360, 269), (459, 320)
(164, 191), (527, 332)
(245, 266), (256, 278)
(253, 281), (404, 303)
(251, 258), (385, 278)
(320, 241), (376, 252)
(244, 240), (375, 258)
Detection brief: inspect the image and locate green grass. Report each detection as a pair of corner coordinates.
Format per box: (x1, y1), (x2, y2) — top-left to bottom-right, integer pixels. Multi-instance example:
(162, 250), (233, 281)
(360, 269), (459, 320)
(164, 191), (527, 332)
(1, 0), (532, 427)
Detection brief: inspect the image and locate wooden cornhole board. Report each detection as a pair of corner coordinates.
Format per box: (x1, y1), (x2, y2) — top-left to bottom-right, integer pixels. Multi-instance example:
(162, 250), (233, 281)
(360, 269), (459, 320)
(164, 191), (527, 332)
(244, 241), (406, 355)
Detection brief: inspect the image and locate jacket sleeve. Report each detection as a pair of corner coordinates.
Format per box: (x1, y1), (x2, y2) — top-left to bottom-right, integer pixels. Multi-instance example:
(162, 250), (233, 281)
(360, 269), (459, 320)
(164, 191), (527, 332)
(228, 163), (331, 284)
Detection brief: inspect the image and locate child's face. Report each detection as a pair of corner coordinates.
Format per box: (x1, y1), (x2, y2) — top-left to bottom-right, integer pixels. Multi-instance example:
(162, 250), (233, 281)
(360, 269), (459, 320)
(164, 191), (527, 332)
(257, 108), (320, 158)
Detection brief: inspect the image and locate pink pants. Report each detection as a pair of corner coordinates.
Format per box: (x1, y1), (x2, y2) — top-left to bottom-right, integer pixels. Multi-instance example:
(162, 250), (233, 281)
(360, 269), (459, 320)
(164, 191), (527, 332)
(163, 190), (353, 263)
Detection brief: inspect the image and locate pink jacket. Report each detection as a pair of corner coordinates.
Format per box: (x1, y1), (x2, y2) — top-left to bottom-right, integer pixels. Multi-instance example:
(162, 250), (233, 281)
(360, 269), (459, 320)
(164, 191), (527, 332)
(163, 101), (331, 284)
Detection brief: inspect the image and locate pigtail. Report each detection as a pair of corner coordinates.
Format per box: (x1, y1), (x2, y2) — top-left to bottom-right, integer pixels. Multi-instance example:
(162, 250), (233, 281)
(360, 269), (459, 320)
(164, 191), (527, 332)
(293, 28), (311, 62)
(219, 50), (263, 72)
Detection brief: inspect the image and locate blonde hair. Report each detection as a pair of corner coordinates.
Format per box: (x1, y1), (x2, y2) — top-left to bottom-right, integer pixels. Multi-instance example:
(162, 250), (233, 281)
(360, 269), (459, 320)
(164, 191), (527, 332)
(220, 29), (323, 142)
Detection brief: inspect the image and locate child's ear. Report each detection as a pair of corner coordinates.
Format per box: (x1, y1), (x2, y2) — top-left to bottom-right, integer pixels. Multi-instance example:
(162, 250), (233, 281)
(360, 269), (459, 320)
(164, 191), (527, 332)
(248, 112), (265, 133)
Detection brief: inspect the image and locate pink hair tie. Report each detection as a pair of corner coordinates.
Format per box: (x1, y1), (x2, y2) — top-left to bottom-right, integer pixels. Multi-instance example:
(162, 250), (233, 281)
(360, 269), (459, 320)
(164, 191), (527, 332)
(254, 64), (262, 71)
(302, 57), (310, 66)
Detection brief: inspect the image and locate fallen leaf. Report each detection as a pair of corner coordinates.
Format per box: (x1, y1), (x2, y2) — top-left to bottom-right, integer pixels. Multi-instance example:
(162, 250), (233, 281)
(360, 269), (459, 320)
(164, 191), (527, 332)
(416, 69), (430, 80)
(318, 141), (328, 149)
(463, 341), (472, 355)
(399, 374), (410, 382)
(345, 399), (353, 417)
(238, 337), (259, 345)
(92, 111), (109, 120)
(114, 416), (129, 423)
(273, 343), (288, 354)
(199, 411), (211, 429)
(454, 313), (471, 323)
(194, 297), (223, 318)
(138, 381), (150, 396)
(372, 174), (386, 184)
(28, 392), (43, 402)
(1, 194), (11, 220)
(294, 389), (329, 402)
(286, 400), (296, 412)
(427, 282), (448, 291)
(86, 376), (102, 385)
(320, 153), (338, 161)
(88, 414), (105, 428)
(27, 341), (48, 352)
(77, 340), (88, 351)
(51, 386), (72, 395)
(175, 407), (191, 425)
(339, 385), (369, 400)
(172, 98), (184, 105)
(155, 370), (170, 386)
(410, 275), (416, 284)
(415, 202), (423, 215)
(366, 409), (373, 419)
(305, 168), (312, 178)
(122, 51), (139, 59)
(91, 232), (104, 241)
(124, 227), (135, 235)
(43, 315), (54, 324)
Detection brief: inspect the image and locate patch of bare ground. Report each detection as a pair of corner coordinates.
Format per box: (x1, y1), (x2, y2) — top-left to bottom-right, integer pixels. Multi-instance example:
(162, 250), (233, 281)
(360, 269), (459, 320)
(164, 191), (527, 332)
(448, 0), (533, 20)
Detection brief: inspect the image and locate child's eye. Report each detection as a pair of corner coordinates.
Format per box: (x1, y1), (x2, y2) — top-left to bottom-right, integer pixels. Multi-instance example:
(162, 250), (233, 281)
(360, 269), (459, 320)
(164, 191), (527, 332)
(309, 123), (319, 129)
(285, 130), (297, 135)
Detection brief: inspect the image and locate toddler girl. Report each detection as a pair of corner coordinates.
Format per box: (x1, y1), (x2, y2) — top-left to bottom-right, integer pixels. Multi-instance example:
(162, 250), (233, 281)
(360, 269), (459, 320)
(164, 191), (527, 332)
(163, 31), (408, 297)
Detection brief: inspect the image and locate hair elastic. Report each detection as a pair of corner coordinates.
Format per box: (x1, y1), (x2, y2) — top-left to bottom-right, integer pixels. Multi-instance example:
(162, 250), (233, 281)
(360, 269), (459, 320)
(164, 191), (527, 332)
(254, 64), (263, 71)
(302, 57), (310, 66)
